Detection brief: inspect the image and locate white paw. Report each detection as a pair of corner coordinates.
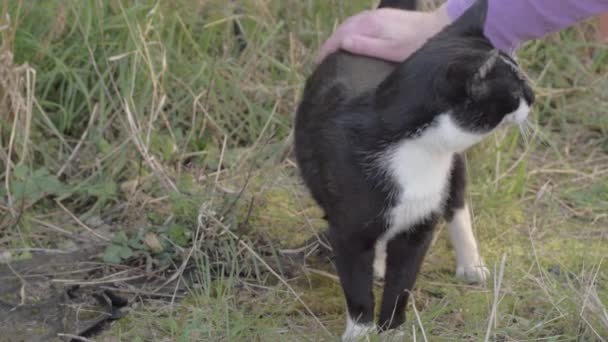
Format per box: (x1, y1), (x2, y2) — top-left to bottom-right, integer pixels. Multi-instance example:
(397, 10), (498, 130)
(456, 262), (490, 284)
(342, 321), (376, 342)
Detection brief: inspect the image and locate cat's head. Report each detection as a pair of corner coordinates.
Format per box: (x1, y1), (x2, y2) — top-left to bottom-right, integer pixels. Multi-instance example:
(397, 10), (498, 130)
(386, 0), (535, 150)
(433, 0), (534, 132)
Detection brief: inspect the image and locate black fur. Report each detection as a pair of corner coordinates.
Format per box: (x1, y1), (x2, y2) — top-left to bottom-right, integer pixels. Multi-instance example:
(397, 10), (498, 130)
(443, 154), (467, 222)
(379, 0), (417, 10)
(294, 0), (534, 335)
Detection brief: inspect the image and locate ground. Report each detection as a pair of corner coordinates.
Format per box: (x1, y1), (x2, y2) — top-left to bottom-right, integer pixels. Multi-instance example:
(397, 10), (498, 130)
(0, 1), (607, 341)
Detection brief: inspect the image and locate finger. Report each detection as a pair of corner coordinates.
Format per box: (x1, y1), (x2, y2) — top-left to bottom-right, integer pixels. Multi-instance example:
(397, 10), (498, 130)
(341, 35), (406, 62)
(315, 12), (374, 64)
(315, 31), (343, 63)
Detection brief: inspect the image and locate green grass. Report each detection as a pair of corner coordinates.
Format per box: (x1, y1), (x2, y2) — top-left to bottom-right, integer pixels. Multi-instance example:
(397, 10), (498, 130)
(1, 0), (607, 341)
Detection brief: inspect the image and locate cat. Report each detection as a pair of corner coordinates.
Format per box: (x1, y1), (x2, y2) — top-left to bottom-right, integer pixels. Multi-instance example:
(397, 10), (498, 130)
(293, 0), (535, 339)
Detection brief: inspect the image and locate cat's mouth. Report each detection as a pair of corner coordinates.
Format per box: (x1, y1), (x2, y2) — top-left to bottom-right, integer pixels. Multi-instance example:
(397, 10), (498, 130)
(502, 98), (531, 125)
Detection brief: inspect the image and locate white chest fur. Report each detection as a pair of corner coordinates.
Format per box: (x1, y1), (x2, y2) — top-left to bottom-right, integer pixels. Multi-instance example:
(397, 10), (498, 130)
(382, 113), (479, 237)
(372, 114), (482, 281)
(385, 143), (453, 237)
(373, 140), (453, 280)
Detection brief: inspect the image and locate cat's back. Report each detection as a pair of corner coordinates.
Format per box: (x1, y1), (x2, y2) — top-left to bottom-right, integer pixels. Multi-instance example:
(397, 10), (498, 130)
(298, 51), (397, 117)
(295, 50), (397, 170)
(328, 52), (397, 96)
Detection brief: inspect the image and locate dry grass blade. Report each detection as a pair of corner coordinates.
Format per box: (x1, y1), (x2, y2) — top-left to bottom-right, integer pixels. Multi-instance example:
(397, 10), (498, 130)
(56, 104), (99, 177)
(574, 260), (608, 341)
(0, 9), (36, 217)
(123, 99), (178, 192)
(410, 292), (429, 342)
(485, 253), (507, 342)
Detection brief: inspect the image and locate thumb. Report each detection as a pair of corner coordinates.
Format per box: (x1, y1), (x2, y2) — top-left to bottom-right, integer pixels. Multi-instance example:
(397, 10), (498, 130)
(315, 35), (342, 64)
(342, 35), (405, 62)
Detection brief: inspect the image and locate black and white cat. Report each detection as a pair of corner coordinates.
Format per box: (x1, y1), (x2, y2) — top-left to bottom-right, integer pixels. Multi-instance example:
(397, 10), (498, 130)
(294, 0), (534, 339)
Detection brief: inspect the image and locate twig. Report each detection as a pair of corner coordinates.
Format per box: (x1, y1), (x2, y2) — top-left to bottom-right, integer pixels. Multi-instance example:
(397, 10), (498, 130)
(99, 285), (185, 300)
(56, 333), (95, 342)
(7, 248), (69, 254)
(215, 135), (228, 186)
(52, 273), (147, 285)
(6, 262), (26, 306)
(28, 217), (73, 236)
(55, 200), (110, 242)
(303, 267), (339, 282)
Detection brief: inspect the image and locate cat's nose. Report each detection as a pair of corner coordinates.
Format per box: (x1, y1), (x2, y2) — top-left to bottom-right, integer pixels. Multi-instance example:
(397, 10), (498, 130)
(523, 85), (535, 106)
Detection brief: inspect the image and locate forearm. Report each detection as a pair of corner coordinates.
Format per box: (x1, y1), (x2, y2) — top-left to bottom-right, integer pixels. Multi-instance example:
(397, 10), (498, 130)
(446, 0), (608, 52)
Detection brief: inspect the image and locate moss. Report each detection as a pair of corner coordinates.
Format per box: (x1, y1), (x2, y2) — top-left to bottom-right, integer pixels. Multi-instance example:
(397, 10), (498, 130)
(296, 272), (344, 318)
(239, 172), (327, 249)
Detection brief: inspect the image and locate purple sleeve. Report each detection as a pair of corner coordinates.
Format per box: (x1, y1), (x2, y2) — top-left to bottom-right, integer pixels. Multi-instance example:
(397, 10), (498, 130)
(446, 0), (608, 53)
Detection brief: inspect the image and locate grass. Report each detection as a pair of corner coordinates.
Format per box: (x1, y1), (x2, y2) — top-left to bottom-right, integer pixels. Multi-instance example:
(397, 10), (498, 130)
(0, 0), (607, 341)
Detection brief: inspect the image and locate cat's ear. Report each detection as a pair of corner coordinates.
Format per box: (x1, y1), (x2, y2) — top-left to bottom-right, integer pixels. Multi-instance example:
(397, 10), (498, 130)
(467, 49), (499, 99)
(442, 48), (498, 100)
(473, 49), (499, 80)
(448, 0), (488, 35)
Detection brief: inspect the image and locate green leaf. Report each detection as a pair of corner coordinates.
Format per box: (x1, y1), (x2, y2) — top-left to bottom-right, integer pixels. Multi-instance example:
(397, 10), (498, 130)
(103, 243), (134, 264)
(13, 164), (28, 179)
(103, 245), (123, 264)
(11, 181), (26, 199)
(113, 231), (129, 245)
(118, 245), (133, 259)
(168, 223), (190, 247)
(96, 137), (112, 154)
(150, 133), (176, 161)
(32, 167), (50, 178)
(9, 167), (68, 203)
(85, 180), (117, 200)
(36, 172), (67, 195)
(128, 234), (146, 250)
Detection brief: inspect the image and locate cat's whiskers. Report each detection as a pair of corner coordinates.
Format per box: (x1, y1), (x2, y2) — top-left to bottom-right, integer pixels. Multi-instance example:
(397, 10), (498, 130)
(518, 121), (530, 147)
(525, 118), (539, 144)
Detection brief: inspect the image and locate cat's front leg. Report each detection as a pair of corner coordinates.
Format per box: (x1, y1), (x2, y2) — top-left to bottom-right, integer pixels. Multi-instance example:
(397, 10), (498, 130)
(373, 239), (388, 282)
(447, 204), (489, 284)
(445, 154), (489, 284)
(378, 224), (435, 331)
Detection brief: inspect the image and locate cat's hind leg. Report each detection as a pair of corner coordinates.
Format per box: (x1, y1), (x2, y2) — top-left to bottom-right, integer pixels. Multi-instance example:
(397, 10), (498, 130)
(445, 154), (489, 284)
(330, 228), (377, 341)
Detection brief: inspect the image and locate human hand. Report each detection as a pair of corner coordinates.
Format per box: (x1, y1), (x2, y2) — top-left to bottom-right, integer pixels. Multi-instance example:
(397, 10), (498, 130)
(316, 4), (452, 63)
